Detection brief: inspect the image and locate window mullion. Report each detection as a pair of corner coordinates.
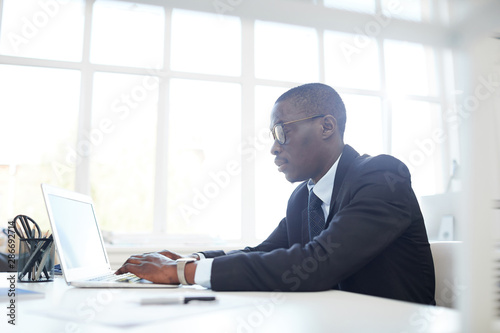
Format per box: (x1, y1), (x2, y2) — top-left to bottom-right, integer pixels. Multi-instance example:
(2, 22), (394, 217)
(75, 0), (95, 195)
(377, 37), (391, 155)
(240, 17), (256, 243)
(152, 6), (173, 233)
(318, 28), (325, 83)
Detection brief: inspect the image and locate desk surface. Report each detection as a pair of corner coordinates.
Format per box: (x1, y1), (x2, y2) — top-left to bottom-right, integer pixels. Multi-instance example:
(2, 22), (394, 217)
(1, 273), (460, 333)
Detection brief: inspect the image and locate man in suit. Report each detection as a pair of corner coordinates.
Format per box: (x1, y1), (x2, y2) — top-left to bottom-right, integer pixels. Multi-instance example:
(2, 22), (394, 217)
(117, 83), (435, 305)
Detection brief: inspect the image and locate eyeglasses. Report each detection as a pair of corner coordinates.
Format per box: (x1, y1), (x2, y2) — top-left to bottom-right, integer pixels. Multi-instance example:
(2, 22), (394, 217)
(271, 115), (325, 145)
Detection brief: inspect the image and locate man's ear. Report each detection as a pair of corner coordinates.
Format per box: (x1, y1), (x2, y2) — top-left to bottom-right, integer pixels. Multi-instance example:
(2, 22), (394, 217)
(321, 115), (337, 139)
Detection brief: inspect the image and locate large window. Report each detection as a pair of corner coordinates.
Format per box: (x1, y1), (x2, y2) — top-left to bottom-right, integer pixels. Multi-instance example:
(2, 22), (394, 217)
(0, 64), (80, 231)
(167, 79), (241, 239)
(0, 0), (455, 245)
(90, 71), (158, 232)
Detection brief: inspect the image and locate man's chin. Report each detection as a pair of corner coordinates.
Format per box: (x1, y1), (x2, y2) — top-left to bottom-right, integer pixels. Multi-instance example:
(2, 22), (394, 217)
(283, 172), (306, 184)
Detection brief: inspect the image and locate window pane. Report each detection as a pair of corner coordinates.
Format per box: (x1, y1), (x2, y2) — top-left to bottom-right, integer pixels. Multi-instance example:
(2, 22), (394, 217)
(254, 85), (297, 239)
(0, 0), (85, 61)
(91, 0), (164, 68)
(342, 94), (384, 156)
(381, 0), (433, 22)
(385, 40), (437, 97)
(90, 72), (158, 232)
(171, 9), (241, 76)
(391, 100), (442, 196)
(255, 21), (319, 82)
(324, 0), (376, 14)
(168, 79), (241, 240)
(324, 31), (380, 91)
(0, 65), (80, 229)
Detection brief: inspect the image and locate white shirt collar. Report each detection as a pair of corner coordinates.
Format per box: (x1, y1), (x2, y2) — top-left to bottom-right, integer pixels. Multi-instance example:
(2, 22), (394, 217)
(307, 153), (342, 207)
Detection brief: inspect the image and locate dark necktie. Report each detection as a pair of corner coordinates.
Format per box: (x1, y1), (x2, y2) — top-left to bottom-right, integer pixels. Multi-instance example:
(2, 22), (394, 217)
(308, 189), (325, 240)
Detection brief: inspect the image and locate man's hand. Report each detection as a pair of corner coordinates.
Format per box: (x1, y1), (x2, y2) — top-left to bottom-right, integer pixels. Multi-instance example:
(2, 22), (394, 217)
(156, 250), (200, 261)
(115, 253), (180, 284)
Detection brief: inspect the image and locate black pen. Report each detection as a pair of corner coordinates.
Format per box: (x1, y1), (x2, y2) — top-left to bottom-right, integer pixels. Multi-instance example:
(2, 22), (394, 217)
(140, 296), (216, 305)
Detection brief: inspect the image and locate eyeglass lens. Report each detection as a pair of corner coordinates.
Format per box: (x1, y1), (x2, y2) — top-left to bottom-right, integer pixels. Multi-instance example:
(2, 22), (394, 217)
(274, 125), (285, 144)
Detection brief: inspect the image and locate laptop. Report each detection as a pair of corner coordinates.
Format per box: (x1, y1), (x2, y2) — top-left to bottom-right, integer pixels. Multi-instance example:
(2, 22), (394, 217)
(41, 183), (178, 288)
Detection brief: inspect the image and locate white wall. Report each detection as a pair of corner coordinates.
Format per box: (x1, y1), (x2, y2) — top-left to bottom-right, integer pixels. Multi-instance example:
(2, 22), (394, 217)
(457, 34), (500, 332)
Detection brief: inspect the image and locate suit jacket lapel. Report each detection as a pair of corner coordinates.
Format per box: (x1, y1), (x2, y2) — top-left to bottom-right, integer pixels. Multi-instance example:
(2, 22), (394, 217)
(326, 145), (359, 225)
(287, 182), (311, 246)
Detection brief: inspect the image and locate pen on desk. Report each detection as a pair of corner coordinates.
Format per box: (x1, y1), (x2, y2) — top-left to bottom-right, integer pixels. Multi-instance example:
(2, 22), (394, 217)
(140, 296), (216, 305)
(35, 242), (53, 280)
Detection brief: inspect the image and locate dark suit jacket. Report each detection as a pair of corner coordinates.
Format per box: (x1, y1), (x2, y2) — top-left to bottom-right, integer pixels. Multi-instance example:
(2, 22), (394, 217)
(202, 145), (435, 305)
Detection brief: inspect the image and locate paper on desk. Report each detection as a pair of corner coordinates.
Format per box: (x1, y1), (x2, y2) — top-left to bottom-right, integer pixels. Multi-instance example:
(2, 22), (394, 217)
(30, 294), (251, 328)
(0, 287), (44, 301)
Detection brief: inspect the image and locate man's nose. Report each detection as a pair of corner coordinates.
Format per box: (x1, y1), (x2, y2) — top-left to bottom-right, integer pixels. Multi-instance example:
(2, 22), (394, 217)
(270, 139), (282, 156)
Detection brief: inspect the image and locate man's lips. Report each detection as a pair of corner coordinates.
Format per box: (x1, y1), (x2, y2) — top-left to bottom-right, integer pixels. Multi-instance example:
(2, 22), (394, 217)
(275, 158), (288, 171)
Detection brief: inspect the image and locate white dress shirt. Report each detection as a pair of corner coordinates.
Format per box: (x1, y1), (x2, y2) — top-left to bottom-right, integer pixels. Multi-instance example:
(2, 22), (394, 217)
(306, 154), (341, 220)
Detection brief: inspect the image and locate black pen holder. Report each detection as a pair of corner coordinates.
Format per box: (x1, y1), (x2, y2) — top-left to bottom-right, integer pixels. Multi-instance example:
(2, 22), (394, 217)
(17, 238), (55, 282)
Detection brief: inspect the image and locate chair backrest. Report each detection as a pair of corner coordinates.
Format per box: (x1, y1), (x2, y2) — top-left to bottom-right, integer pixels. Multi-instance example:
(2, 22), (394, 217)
(430, 241), (463, 308)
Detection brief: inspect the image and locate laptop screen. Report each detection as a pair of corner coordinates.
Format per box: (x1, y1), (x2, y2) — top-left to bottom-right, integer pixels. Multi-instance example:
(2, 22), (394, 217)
(47, 193), (109, 270)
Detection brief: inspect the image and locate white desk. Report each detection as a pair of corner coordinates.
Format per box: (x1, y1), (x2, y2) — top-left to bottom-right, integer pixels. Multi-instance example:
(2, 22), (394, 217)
(1, 273), (460, 333)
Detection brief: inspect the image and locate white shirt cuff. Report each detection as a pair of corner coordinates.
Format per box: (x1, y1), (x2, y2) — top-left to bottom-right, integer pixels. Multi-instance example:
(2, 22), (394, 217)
(196, 252), (206, 260)
(194, 258), (213, 289)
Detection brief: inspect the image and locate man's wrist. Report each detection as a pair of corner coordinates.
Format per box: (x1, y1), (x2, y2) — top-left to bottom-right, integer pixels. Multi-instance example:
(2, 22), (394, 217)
(184, 261), (197, 285)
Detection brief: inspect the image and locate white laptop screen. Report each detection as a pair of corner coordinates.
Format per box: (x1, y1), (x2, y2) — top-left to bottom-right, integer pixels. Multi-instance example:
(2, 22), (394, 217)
(47, 193), (109, 270)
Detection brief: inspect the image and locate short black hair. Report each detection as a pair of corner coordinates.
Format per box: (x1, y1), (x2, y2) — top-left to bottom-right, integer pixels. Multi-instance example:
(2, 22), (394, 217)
(275, 83), (346, 138)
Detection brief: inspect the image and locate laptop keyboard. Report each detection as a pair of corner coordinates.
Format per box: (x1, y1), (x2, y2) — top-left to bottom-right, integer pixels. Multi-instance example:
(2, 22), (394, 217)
(89, 272), (142, 283)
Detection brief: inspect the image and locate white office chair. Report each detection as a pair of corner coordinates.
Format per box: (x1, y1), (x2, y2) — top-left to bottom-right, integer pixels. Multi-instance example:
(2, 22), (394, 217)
(429, 241), (463, 308)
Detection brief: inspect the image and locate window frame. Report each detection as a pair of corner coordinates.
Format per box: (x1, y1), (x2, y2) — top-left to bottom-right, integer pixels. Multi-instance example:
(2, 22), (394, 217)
(0, 0), (456, 246)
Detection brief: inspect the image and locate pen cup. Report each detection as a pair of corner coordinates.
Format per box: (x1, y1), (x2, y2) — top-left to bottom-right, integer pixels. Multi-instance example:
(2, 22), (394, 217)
(17, 237), (55, 282)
